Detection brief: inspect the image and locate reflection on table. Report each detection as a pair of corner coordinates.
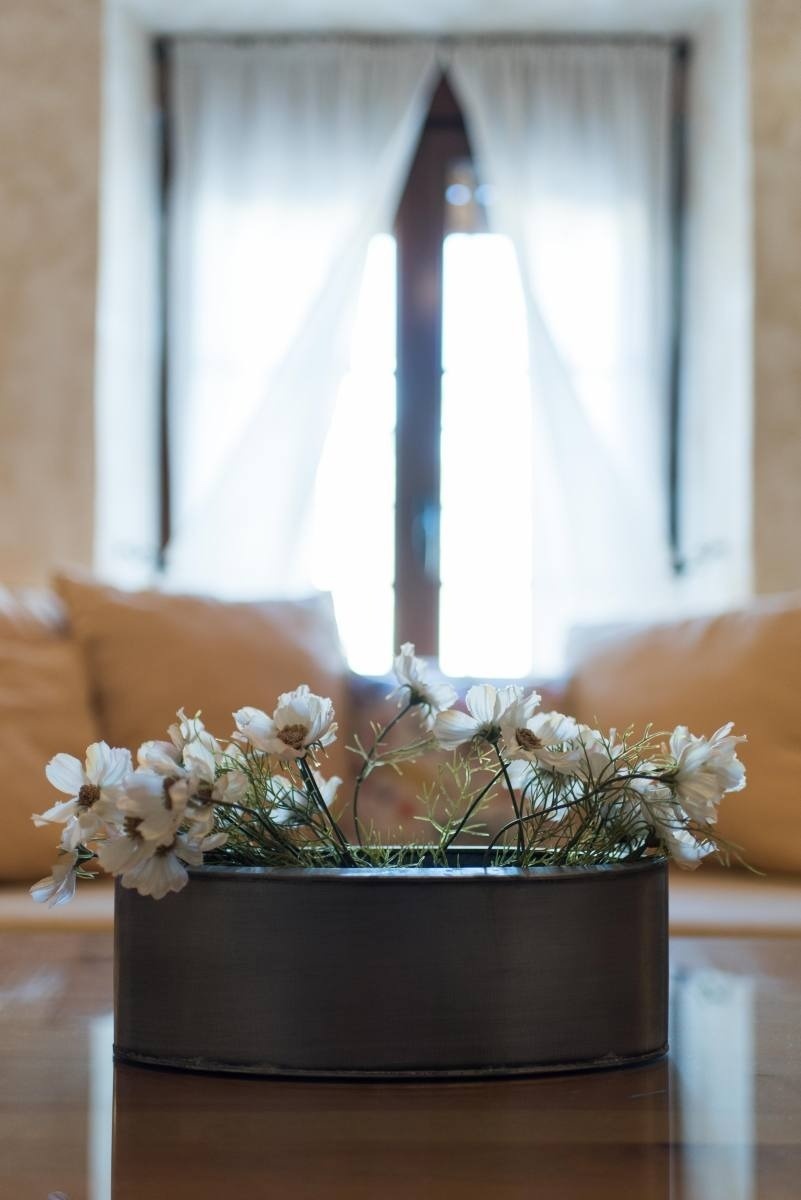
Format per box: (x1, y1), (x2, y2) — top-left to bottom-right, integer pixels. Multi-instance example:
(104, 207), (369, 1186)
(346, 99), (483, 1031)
(6, 935), (792, 1200)
(103, 961), (755, 1199)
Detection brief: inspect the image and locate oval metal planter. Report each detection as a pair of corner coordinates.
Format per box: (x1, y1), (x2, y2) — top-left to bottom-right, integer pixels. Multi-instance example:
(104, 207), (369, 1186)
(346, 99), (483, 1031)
(114, 852), (668, 1079)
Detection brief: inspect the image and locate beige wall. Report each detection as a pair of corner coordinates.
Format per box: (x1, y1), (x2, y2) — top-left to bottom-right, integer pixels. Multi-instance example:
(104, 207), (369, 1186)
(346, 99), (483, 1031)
(94, 6), (160, 586)
(679, 1), (752, 610)
(752, 0), (801, 593)
(0, 0), (101, 584)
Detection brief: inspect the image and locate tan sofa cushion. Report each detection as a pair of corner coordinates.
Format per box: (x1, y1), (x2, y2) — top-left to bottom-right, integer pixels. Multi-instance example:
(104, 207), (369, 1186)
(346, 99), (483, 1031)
(0, 588), (99, 881)
(566, 594), (801, 874)
(55, 574), (349, 780)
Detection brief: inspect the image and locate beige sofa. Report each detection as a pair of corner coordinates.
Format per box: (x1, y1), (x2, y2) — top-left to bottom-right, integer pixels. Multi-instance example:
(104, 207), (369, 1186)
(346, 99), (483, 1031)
(2, 575), (800, 935)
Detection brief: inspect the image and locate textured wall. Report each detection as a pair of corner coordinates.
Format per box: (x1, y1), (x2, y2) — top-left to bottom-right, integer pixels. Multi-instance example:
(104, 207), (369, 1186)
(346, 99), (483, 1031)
(678, 2), (752, 610)
(752, 0), (801, 593)
(0, 0), (101, 584)
(94, 6), (161, 586)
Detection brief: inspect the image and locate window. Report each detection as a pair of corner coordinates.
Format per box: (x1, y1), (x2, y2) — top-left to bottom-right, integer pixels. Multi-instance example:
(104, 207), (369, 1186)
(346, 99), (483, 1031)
(308, 77), (534, 676)
(158, 46), (685, 678)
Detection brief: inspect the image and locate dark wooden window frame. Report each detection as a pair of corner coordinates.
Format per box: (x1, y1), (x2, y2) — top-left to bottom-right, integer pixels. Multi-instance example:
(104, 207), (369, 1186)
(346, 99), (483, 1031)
(155, 43), (689, 657)
(393, 74), (471, 658)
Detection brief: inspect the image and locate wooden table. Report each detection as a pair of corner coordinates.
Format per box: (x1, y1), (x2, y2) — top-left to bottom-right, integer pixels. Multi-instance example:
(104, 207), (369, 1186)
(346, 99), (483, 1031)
(0, 932), (799, 1199)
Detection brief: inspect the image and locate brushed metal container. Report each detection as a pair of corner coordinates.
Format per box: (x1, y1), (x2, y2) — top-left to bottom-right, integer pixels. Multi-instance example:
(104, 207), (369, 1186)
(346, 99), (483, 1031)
(114, 853), (668, 1078)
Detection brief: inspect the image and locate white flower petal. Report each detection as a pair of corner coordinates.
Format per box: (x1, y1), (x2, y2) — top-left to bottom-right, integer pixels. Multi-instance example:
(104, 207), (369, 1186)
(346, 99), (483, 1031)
(233, 706), (277, 751)
(183, 740), (217, 785)
(465, 684), (500, 726)
(391, 644), (458, 723)
(102, 746), (133, 789)
(84, 742), (113, 786)
(137, 740), (182, 774)
(32, 798), (79, 827)
(45, 754), (85, 796)
(433, 709), (480, 749)
(494, 685), (526, 720)
(30, 852), (78, 907)
(122, 851), (188, 900)
(96, 833), (154, 876)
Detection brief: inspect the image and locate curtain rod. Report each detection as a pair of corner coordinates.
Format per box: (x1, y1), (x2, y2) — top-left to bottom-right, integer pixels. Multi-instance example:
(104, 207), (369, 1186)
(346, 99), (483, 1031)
(157, 32), (689, 51)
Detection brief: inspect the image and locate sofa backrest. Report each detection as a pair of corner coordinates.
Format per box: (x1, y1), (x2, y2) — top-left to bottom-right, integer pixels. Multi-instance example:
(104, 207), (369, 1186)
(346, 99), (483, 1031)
(1, 577), (351, 883)
(565, 593), (801, 874)
(0, 587), (99, 881)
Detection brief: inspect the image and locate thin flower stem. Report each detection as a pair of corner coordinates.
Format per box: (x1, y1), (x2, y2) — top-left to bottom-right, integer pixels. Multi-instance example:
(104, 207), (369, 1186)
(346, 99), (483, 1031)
(482, 768), (675, 866)
(483, 809), (567, 866)
(441, 766), (506, 851)
(495, 744), (524, 856)
(298, 756), (353, 864)
(352, 701), (415, 847)
(214, 800), (302, 861)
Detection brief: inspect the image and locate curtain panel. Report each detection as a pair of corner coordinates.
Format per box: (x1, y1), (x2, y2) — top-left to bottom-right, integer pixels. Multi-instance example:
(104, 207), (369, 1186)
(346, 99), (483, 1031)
(164, 37), (677, 672)
(165, 39), (439, 596)
(450, 42), (675, 668)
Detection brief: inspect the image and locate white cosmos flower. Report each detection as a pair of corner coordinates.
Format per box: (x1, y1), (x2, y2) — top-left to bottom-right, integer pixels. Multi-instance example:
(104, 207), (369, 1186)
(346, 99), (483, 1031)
(120, 831), (228, 900)
(118, 770), (189, 843)
(233, 685), (337, 759)
(30, 849), (79, 907)
(167, 708), (218, 755)
(266, 770), (342, 825)
(137, 739), (182, 775)
(33, 742), (132, 850)
(390, 643), (457, 728)
(314, 770), (341, 809)
(183, 739), (248, 803)
(668, 723), (747, 824)
(627, 774), (714, 870)
(126, 721), (248, 844)
(265, 774), (309, 824)
(546, 725), (622, 783)
(95, 825), (154, 876)
(501, 707), (578, 769)
(138, 709), (222, 776)
(504, 758), (576, 822)
(434, 684), (538, 750)
(663, 828), (716, 868)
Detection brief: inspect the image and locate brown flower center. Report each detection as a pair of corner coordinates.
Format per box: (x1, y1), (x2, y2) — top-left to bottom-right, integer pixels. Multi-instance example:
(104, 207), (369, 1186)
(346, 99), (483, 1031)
(77, 783), (101, 810)
(516, 729), (543, 752)
(123, 816), (143, 838)
(162, 776), (178, 810)
(279, 723), (309, 750)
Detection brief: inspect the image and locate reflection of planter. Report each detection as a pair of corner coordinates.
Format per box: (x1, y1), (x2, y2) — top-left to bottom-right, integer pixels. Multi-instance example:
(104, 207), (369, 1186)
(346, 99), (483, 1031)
(114, 852), (668, 1079)
(112, 1056), (672, 1195)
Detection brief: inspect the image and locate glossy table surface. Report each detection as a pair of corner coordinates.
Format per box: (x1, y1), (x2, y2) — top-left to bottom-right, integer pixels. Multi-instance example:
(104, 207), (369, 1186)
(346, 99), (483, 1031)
(0, 932), (799, 1199)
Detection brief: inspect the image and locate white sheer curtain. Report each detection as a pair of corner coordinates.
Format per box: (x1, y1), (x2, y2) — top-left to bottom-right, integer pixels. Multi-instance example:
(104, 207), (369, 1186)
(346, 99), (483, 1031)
(165, 40), (438, 596)
(450, 44), (675, 671)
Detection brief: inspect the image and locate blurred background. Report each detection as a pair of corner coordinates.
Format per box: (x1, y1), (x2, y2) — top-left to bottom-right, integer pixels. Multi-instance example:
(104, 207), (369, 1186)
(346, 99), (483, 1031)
(0, 0), (788, 683)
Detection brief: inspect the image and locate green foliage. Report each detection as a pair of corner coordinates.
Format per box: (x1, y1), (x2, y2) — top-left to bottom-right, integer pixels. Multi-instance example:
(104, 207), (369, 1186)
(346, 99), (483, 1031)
(205, 710), (737, 871)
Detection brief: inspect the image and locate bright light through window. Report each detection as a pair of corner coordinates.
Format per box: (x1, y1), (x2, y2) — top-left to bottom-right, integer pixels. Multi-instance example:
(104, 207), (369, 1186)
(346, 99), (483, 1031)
(440, 234), (533, 678)
(311, 232), (533, 678)
(310, 235), (397, 676)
